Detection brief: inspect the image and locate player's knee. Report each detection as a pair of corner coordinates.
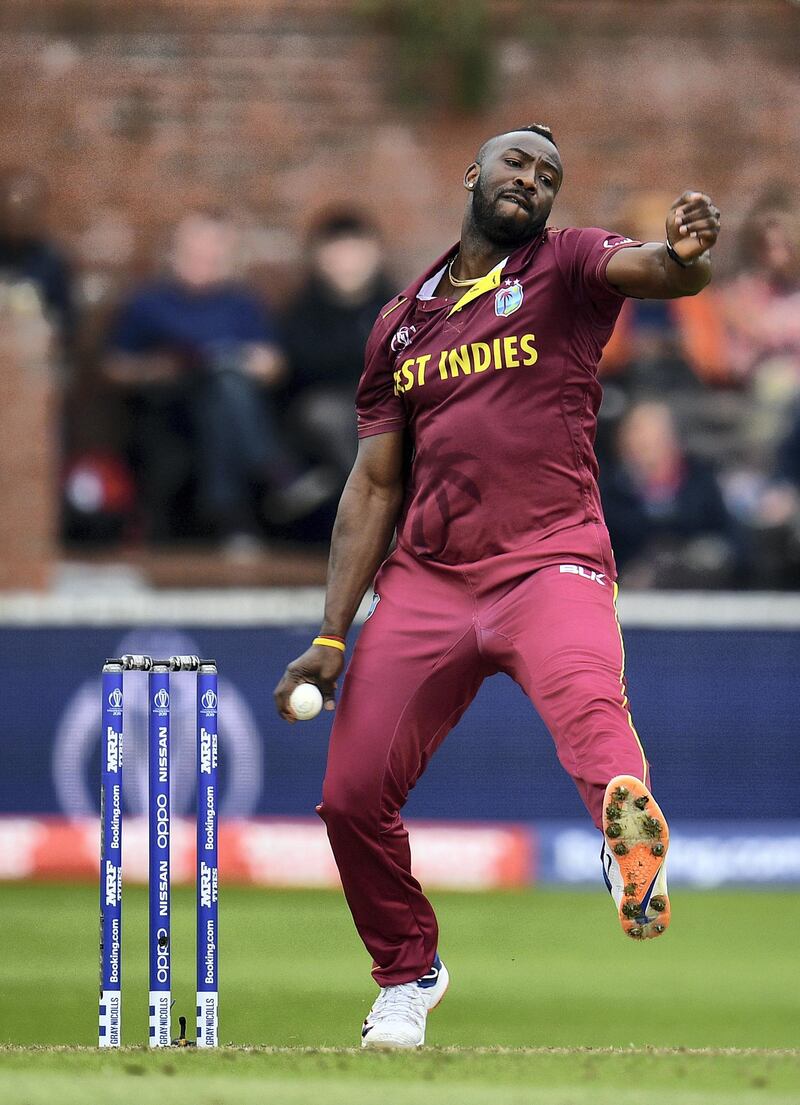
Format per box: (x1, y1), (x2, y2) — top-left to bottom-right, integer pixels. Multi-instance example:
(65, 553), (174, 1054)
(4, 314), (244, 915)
(540, 668), (633, 744)
(569, 701), (629, 748)
(318, 777), (379, 830)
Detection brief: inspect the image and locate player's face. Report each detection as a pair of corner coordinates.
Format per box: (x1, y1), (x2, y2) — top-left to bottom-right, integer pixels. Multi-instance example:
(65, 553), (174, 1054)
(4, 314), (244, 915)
(468, 134), (562, 248)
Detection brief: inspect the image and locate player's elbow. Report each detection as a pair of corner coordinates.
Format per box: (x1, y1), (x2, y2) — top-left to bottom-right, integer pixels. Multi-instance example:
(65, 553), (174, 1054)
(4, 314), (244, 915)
(678, 271), (712, 298)
(673, 256), (713, 298)
(340, 466), (403, 517)
(354, 473), (404, 512)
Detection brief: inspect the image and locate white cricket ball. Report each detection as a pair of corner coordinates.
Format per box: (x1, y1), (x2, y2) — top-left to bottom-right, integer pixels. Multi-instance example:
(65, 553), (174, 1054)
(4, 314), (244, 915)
(289, 683), (323, 721)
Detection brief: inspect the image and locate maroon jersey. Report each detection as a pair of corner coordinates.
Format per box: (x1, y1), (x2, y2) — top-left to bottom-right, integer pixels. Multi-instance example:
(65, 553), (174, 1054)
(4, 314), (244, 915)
(356, 227), (641, 566)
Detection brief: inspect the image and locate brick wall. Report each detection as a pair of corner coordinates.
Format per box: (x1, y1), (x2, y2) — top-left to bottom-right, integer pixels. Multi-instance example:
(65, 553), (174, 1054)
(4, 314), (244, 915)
(0, 291), (57, 588)
(0, 0), (797, 282)
(0, 0), (798, 583)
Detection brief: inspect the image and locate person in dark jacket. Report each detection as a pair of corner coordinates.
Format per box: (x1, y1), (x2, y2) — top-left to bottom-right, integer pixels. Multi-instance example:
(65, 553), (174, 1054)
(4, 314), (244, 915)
(0, 167), (75, 353)
(601, 400), (740, 587)
(281, 212), (395, 484)
(106, 210), (331, 544)
(751, 400), (800, 586)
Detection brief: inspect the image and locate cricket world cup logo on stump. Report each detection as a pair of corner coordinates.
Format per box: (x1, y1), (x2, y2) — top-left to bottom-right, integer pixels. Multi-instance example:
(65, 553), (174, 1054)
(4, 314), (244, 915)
(197, 667), (219, 1047)
(99, 668), (123, 1047)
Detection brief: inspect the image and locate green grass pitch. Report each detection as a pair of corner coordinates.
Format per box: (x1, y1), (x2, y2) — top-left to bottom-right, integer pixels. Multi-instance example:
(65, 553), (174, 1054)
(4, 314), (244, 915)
(2, 883), (798, 1104)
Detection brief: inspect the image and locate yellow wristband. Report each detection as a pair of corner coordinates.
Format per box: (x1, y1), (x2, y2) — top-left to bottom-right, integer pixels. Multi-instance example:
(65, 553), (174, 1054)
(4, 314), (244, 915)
(312, 636), (346, 652)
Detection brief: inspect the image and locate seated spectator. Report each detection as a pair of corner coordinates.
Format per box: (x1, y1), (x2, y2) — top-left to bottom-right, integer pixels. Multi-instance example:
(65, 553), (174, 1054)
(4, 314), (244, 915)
(600, 191), (729, 394)
(0, 167), (75, 355)
(719, 193), (800, 464)
(746, 400), (800, 588)
(601, 401), (741, 589)
(722, 194), (800, 381)
(772, 403), (800, 514)
(105, 209), (331, 545)
(601, 292), (729, 393)
(280, 211), (396, 484)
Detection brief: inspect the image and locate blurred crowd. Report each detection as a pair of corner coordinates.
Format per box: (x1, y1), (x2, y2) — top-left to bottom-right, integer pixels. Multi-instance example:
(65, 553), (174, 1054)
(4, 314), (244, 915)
(2, 167), (800, 589)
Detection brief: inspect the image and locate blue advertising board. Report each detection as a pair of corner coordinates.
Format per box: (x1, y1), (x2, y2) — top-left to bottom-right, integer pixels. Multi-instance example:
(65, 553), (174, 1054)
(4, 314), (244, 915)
(1, 624), (798, 825)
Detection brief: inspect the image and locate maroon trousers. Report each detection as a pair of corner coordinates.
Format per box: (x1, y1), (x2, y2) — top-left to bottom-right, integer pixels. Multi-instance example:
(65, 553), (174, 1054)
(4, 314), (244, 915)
(317, 540), (648, 986)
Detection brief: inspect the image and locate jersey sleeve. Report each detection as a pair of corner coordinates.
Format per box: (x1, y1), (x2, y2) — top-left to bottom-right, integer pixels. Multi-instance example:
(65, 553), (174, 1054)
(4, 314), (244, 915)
(554, 227), (643, 317)
(355, 317), (407, 439)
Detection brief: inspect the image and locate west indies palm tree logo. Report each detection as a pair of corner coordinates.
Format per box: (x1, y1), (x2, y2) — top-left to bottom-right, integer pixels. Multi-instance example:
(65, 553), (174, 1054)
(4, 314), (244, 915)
(410, 443), (482, 557)
(495, 278), (524, 317)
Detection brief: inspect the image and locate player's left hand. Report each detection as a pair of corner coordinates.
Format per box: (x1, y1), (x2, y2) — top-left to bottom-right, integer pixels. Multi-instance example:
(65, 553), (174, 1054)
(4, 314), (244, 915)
(666, 191), (721, 262)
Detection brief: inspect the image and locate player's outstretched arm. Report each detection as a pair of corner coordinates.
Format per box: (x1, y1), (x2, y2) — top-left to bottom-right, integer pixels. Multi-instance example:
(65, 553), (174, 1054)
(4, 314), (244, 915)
(606, 190), (721, 299)
(273, 430), (405, 721)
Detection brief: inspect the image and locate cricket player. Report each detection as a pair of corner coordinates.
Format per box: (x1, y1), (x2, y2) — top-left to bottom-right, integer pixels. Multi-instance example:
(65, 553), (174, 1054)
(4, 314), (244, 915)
(274, 125), (721, 1048)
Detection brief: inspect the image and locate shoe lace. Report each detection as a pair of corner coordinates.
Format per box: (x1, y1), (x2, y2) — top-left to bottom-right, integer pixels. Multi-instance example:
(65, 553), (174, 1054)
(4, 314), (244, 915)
(370, 983), (426, 1026)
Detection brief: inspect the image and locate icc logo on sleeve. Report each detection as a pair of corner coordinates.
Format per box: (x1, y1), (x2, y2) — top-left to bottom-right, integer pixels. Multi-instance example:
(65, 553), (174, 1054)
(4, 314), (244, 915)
(391, 325), (416, 352)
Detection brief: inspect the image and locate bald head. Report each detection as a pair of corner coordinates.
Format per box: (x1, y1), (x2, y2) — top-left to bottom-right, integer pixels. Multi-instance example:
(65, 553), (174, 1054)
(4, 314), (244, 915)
(476, 124), (560, 168)
(171, 211), (238, 289)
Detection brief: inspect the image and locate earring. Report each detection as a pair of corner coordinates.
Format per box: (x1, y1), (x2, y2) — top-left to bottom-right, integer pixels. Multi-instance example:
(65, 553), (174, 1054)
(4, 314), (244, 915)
(467, 182), (474, 190)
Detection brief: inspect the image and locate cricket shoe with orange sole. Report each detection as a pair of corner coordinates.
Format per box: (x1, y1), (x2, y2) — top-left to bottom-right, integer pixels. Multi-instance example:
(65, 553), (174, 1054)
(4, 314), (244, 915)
(601, 775), (670, 940)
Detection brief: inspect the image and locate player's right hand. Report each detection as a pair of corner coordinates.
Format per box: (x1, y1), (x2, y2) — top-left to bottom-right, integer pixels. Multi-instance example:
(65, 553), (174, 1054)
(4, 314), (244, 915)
(273, 644), (344, 723)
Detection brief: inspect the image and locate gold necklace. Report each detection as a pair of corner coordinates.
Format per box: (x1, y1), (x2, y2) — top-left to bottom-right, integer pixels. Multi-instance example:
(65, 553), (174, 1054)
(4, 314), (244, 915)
(447, 255), (490, 288)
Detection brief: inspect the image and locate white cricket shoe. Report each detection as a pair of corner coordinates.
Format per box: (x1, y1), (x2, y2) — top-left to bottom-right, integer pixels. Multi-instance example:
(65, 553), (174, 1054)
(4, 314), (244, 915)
(601, 775), (671, 940)
(361, 955), (449, 1049)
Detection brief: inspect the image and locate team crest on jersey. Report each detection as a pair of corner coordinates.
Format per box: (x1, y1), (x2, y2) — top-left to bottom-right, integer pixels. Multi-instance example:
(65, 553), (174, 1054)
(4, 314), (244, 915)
(495, 279), (523, 317)
(390, 325), (416, 352)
